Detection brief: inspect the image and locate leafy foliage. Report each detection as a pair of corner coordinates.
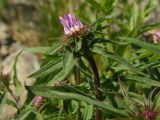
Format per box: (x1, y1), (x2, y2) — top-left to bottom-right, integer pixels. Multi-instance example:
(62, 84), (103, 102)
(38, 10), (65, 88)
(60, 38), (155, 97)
(1, 0), (160, 120)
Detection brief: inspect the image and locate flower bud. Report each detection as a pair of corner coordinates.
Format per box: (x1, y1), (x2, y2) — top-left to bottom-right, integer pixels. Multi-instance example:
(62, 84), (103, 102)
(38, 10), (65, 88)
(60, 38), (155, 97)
(152, 30), (160, 44)
(141, 105), (160, 120)
(32, 96), (44, 109)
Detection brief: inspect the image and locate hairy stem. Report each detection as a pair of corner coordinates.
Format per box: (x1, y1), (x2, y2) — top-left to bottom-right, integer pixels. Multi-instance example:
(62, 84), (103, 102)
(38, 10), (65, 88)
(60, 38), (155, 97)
(75, 63), (80, 85)
(8, 87), (21, 109)
(83, 47), (102, 120)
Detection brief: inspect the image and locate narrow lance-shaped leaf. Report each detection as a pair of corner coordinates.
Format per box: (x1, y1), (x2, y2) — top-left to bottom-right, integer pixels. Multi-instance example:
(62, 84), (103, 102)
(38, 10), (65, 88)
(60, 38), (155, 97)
(47, 51), (77, 84)
(90, 15), (113, 28)
(93, 46), (144, 75)
(31, 61), (62, 78)
(129, 2), (139, 31)
(29, 57), (63, 78)
(25, 47), (51, 54)
(47, 69), (65, 85)
(86, 0), (106, 13)
(25, 42), (62, 55)
(140, 23), (160, 33)
(0, 92), (7, 114)
(45, 42), (62, 55)
(119, 37), (160, 55)
(125, 76), (160, 87)
(144, 0), (157, 19)
(14, 107), (34, 120)
(12, 50), (23, 96)
(63, 51), (77, 75)
(153, 92), (160, 111)
(26, 85), (128, 117)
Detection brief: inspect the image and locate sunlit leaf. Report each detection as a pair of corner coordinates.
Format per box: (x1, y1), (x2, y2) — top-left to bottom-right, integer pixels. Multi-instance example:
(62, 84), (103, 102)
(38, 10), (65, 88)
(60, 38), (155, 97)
(93, 46), (143, 75)
(12, 50), (23, 96)
(0, 92), (6, 114)
(14, 107), (33, 120)
(125, 76), (160, 87)
(25, 47), (51, 54)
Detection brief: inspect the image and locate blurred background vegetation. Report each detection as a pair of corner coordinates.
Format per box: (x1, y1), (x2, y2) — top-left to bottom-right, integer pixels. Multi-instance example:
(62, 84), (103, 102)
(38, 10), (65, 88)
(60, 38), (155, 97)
(0, 0), (97, 46)
(0, 0), (159, 46)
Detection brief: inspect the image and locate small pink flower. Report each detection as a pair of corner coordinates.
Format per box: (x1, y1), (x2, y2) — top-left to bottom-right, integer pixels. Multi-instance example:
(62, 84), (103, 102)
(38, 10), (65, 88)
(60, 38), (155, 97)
(59, 13), (89, 39)
(142, 106), (154, 120)
(142, 105), (160, 120)
(152, 30), (160, 44)
(32, 96), (44, 109)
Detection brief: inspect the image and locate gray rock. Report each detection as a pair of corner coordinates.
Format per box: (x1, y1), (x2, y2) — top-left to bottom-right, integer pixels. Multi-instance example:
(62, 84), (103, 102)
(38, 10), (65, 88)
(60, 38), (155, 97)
(0, 43), (39, 120)
(0, 22), (10, 42)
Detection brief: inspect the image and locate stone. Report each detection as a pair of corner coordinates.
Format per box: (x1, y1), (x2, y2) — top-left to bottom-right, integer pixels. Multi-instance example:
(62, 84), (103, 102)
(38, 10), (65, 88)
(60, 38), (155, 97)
(0, 22), (9, 41)
(0, 42), (39, 120)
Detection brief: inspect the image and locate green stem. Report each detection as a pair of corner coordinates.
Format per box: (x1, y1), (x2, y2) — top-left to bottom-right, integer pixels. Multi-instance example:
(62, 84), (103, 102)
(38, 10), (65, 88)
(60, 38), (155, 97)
(75, 62), (81, 120)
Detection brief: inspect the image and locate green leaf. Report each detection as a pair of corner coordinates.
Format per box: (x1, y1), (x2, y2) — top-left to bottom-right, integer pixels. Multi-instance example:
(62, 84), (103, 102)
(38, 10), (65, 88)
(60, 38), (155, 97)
(0, 92), (7, 114)
(130, 51), (153, 62)
(86, 0), (105, 13)
(25, 47), (50, 54)
(119, 37), (160, 55)
(29, 57), (63, 78)
(92, 38), (129, 46)
(144, 0), (157, 19)
(30, 51), (77, 84)
(14, 107), (33, 120)
(100, 0), (115, 14)
(12, 50), (23, 96)
(91, 15), (113, 28)
(46, 51), (77, 84)
(45, 43), (62, 55)
(47, 69), (65, 85)
(128, 92), (147, 104)
(6, 99), (17, 109)
(25, 42), (62, 55)
(154, 91), (160, 111)
(63, 51), (77, 75)
(26, 85), (128, 117)
(70, 100), (79, 115)
(140, 23), (160, 33)
(125, 76), (160, 87)
(93, 46), (143, 75)
(82, 105), (93, 120)
(129, 3), (139, 31)
(75, 40), (82, 52)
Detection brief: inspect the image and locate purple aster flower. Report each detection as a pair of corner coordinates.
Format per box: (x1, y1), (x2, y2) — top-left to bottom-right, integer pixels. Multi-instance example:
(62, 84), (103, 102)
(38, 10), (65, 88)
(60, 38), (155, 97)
(59, 13), (89, 39)
(152, 30), (160, 44)
(32, 96), (44, 109)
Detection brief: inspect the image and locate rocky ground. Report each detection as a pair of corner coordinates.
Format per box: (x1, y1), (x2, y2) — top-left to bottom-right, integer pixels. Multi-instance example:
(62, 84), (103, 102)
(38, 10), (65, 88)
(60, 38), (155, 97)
(0, 1), (39, 118)
(0, 0), (43, 119)
(0, 21), (39, 120)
